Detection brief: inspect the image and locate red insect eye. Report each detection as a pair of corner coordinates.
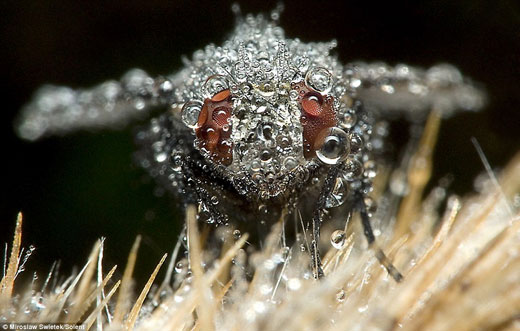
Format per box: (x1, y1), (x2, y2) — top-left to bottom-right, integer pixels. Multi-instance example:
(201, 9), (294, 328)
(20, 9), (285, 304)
(291, 81), (338, 159)
(212, 107), (230, 127)
(301, 92), (323, 117)
(195, 89), (234, 165)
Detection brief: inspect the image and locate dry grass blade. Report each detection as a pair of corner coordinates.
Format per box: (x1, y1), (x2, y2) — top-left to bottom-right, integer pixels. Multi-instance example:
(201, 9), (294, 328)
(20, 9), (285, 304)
(113, 235), (141, 324)
(124, 253), (167, 330)
(82, 280), (121, 330)
(0, 212), (22, 301)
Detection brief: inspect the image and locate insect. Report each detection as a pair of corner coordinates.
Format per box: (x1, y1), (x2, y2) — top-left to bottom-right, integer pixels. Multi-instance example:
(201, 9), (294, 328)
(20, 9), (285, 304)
(16, 7), (485, 280)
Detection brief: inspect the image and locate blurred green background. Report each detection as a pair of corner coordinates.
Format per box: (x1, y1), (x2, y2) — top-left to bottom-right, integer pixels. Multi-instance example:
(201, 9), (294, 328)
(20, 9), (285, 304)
(2, 0), (519, 287)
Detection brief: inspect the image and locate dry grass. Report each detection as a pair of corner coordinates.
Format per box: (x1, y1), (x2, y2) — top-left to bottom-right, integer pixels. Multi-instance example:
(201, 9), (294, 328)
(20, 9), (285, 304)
(1, 114), (519, 330)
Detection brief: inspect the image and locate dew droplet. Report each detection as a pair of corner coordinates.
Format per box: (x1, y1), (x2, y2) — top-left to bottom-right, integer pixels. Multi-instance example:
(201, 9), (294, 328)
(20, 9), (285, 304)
(203, 75), (229, 98)
(340, 112), (357, 129)
(325, 177), (348, 208)
(316, 127), (350, 165)
(343, 157), (363, 181)
(336, 289), (346, 302)
(305, 67), (333, 94)
(349, 133), (363, 154)
(181, 100), (203, 129)
(330, 230), (346, 249)
(364, 196), (377, 217)
(257, 122), (274, 141)
(283, 157), (298, 171)
(233, 229), (241, 240)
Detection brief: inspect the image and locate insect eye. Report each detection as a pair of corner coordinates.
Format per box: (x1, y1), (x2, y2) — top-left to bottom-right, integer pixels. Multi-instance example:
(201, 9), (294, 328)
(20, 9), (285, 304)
(291, 81), (338, 159)
(190, 88), (234, 166)
(301, 92), (324, 117)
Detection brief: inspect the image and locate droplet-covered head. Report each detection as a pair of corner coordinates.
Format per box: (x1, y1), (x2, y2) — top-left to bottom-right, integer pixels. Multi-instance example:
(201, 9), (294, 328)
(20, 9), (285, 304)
(177, 14), (353, 198)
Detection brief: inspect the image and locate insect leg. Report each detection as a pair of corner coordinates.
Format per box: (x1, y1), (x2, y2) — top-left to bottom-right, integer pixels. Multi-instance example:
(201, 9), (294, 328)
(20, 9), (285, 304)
(346, 62), (485, 119)
(311, 164), (343, 279)
(16, 69), (176, 140)
(357, 194), (403, 282)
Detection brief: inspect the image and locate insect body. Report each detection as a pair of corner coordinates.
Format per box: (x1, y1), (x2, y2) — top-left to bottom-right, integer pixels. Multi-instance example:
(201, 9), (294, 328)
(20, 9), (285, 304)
(16, 10), (485, 280)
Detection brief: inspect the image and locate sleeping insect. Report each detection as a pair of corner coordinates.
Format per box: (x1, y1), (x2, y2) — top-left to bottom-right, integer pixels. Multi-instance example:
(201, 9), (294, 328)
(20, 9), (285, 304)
(16, 8), (485, 280)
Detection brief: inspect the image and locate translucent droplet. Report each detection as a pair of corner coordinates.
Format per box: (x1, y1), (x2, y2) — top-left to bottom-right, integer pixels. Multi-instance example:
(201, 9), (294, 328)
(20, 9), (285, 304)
(287, 278), (301, 291)
(343, 157), (363, 181)
(364, 196), (377, 217)
(203, 75), (229, 98)
(257, 122), (274, 141)
(331, 230), (346, 249)
(155, 152), (167, 163)
(340, 112), (357, 129)
(325, 177), (348, 208)
(210, 196), (219, 205)
(181, 100), (203, 129)
(336, 289), (346, 302)
(251, 160), (261, 172)
(349, 133), (363, 154)
(364, 160), (377, 179)
(316, 127), (350, 165)
(260, 149), (272, 162)
(283, 157), (298, 171)
(305, 67), (333, 94)
(233, 229), (241, 240)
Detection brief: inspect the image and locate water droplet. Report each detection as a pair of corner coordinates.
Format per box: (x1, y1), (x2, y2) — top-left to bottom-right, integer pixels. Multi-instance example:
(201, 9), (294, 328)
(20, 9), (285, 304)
(203, 75), (229, 98)
(364, 196), (377, 217)
(336, 289), (346, 302)
(326, 177), (348, 208)
(257, 122), (274, 141)
(260, 149), (273, 162)
(343, 157), (363, 181)
(210, 196), (219, 205)
(364, 160), (377, 178)
(181, 100), (203, 129)
(316, 127), (350, 165)
(155, 152), (167, 163)
(233, 229), (241, 240)
(251, 160), (261, 172)
(287, 278), (301, 291)
(330, 230), (346, 249)
(349, 133), (363, 154)
(340, 112), (357, 129)
(305, 67), (333, 94)
(283, 157), (298, 171)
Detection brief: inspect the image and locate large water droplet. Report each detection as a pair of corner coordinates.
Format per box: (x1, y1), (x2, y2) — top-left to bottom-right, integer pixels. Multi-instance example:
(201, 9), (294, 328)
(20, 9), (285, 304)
(203, 75), (229, 98)
(181, 100), (203, 129)
(305, 67), (333, 94)
(316, 127), (350, 165)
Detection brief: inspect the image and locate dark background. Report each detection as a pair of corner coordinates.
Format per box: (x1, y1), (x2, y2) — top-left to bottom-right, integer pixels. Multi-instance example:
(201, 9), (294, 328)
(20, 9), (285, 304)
(2, 1), (519, 286)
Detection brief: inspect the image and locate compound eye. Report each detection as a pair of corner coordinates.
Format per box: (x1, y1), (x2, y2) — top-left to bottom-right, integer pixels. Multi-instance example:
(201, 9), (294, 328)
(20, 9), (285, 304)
(301, 92), (324, 117)
(291, 81), (338, 159)
(193, 88), (234, 165)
